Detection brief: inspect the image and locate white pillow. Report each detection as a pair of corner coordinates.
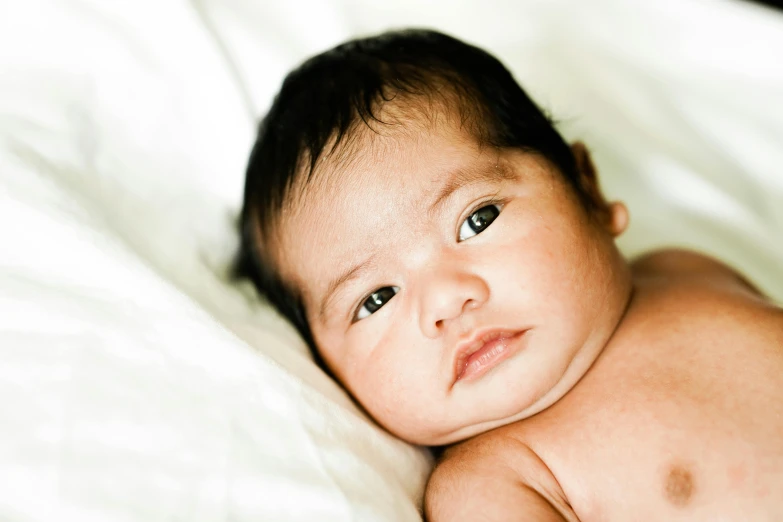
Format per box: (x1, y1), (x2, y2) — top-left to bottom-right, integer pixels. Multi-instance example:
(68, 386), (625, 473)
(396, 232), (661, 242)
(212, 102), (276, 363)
(0, 1), (430, 520)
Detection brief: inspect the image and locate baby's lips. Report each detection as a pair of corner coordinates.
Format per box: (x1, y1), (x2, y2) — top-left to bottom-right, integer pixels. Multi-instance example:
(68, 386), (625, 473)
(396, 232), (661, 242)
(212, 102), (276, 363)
(452, 328), (527, 383)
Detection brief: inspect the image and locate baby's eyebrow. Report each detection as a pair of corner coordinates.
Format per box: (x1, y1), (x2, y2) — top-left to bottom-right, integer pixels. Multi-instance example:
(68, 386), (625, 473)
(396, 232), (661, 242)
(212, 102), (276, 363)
(427, 160), (517, 218)
(318, 253), (376, 322)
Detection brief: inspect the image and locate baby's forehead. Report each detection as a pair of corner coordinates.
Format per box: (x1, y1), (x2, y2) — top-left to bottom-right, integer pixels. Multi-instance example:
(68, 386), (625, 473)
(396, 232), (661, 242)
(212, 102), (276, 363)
(291, 132), (487, 224)
(291, 106), (488, 200)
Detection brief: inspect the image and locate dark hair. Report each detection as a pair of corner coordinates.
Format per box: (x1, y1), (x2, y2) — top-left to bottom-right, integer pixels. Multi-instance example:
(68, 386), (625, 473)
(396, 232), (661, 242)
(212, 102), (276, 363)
(233, 29), (583, 365)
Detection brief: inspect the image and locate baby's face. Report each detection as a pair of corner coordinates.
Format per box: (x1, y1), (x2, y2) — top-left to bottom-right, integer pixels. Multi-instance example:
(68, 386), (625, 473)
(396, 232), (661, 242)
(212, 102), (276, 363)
(272, 114), (632, 445)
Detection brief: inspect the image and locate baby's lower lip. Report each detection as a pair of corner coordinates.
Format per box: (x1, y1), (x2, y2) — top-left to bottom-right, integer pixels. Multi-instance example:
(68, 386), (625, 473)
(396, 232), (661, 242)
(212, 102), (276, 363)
(456, 331), (527, 383)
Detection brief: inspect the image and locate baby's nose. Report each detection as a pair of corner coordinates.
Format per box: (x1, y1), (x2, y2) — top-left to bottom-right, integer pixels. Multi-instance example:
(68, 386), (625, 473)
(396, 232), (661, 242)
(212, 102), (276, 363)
(418, 267), (489, 338)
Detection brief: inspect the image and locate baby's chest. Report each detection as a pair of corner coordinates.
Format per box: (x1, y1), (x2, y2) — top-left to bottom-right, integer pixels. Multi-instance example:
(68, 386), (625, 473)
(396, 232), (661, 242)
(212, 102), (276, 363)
(529, 327), (783, 520)
(548, 397), (783, 520)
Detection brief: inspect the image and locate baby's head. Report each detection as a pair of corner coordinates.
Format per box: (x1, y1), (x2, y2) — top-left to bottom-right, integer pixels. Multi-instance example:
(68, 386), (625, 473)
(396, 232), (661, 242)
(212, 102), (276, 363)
(235, 29), (632, 445)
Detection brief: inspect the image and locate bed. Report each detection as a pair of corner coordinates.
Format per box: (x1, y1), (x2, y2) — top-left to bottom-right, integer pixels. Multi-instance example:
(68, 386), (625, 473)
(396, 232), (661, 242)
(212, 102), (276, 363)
(1, 0), (781, 520)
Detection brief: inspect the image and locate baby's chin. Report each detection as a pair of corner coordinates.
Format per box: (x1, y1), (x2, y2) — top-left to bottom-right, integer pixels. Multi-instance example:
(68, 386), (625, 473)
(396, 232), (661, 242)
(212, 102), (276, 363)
(393, 379), (581, 446)
(393, 410), (534, 447)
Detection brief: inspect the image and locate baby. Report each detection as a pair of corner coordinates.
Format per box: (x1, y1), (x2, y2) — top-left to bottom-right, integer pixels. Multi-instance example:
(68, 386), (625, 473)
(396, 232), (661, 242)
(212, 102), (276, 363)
(234, 29), (783, 520)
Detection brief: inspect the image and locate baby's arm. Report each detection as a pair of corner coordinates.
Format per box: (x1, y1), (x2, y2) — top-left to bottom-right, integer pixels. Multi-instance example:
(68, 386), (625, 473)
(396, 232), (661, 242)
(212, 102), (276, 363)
(424, 437), (577, 521)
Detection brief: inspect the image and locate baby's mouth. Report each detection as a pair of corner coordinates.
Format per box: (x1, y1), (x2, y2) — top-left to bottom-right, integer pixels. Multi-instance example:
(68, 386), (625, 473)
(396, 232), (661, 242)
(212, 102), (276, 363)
(453, 329), (528, 384)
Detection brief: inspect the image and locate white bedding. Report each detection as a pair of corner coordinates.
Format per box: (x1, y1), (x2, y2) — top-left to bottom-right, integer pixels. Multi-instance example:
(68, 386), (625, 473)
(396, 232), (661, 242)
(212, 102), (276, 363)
(1, 0), (781, 520)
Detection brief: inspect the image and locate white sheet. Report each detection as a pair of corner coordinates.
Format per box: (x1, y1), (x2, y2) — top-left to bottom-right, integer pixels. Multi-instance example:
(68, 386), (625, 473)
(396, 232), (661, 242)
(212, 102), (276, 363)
(1, 0), (781, 520)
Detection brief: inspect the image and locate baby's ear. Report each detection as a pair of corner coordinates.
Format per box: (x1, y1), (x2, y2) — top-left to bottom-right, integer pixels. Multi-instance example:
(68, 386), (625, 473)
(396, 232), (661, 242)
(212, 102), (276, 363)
(571, 141), (628, 237)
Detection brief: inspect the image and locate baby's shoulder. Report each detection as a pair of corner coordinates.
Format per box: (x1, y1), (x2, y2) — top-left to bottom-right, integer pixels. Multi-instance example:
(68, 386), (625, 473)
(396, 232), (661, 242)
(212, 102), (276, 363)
(425, 428), (575, 521)
(435, 425), (534, 472)
(630, 248), (763, 297)
(611, 249), (783, 384)
(627, 248), (779, 322)
(623, 249), (781, 345)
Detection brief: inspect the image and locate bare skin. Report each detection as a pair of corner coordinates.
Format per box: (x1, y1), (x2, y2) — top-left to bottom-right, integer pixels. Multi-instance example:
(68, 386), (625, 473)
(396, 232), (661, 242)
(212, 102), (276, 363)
(426, 251), (783, 521)
(267, 99), (783, 520)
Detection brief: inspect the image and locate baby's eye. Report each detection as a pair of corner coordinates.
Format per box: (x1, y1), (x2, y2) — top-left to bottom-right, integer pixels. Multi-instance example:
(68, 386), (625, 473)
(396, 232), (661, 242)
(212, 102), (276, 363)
(458, 204), (501, 241)
(356, 286), (399, 321)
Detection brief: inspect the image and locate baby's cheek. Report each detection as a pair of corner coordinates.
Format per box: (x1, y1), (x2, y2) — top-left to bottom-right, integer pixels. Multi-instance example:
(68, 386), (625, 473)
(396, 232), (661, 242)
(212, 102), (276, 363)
(489, 239), (562, 300)
(361, 356), (442, 441)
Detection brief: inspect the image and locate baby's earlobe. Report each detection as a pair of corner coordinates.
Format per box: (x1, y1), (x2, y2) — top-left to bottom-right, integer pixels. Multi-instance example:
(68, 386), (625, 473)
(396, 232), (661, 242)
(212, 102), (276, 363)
(608, 201), (629, 237)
